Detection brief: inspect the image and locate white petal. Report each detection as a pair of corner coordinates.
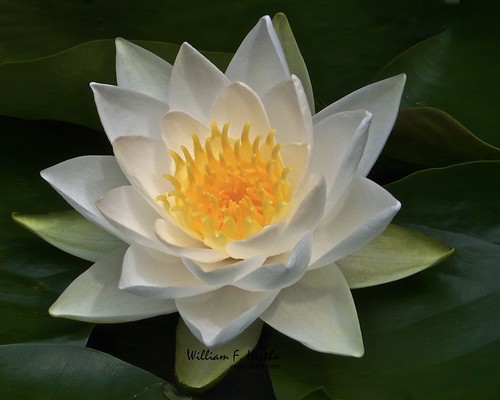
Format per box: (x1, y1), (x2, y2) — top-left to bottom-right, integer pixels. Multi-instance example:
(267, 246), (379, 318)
(90, 83), (168, 143)
(262, 76), (313, 145)
(119, 245), (217, 300)
(112, 136), (171, 215)
(41, 156), (128, 238)
(271, 174), (326, 255)
(161, 110), (211, 154)
(169, 43), (230, 124)
(260, 263), (363, 356)
(210, 82), (271, 140)
(280, 142), (310, 189)
(97, 185), (193, 253)
(234, 233), (312, 291)
(313, 74), (406, 176)
(176, 286), (278, 347)
(311, 110), (371, 212)
(115, 38), (172, 103)
(182, 255), (266, 286)
(155, 219), (228, 263)
(49, 248), (176, 323)
(310, 177), (400, 269)
(226, 16), (290, 97)
(225, 221), (286, 260)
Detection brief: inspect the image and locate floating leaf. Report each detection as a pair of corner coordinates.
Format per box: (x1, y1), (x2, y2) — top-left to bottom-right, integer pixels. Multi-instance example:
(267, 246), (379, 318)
(0, 344), (167, 400)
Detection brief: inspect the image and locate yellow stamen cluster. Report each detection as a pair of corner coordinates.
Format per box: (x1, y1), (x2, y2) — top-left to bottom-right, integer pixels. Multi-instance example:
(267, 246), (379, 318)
(156, 121), (292, 250)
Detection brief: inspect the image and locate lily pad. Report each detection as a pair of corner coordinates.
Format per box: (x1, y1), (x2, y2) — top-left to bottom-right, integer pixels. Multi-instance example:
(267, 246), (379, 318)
(374, 19), (500, 148)
(268, 161), (500, 400)
(372, 107), (500, 182)
(0, 40), (231, 130)
(0, 344), (167, 399)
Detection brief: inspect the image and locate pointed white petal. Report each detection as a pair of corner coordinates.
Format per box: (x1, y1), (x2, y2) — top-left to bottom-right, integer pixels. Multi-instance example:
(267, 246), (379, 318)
(262, 76), (313, 145)
(119, 245), (218, 300)
(260, 263), (363, 356)
(226, 16), (290, 96)
(313, 74), (406, 176)
(280, 142), (310, 189)
(176, 286), (278, 347)
(234, 233), (312, 291)
(112, 136), (171, 215)
(311, 110), (371, 212)
(169, 43), (230, 124)
(225, 220), (286, 260)
(97, 185), (193, 253)
(49, 248), (176, 323)
(41, 156), (128, 238)
(161, 110), (211, 154)
(90, 83), (168, 143)
(182, 255), (265, 286)
(271, 174), (326, 255)
(310, 177), (400, 269)
(155, 219), (228, 263)
(115, 38), (172, 103)
(210, 82), (271, 140)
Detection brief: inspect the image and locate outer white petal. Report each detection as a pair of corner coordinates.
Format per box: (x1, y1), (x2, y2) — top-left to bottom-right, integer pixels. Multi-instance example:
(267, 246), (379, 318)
(119, 245), (218, 300)
(310, 177), (400, 269)
(49, 248), (176, 323)
(97, 185), (201, 254)
(176, 286), (279, 347)
(115, 38), (172, 103)
(112, 136), (171, 215)
(181, 255), (266, 286)
(41, 156), (128, 238)
(262, 75), (313, 145)
(210, 82), (271, 141)
(233, 233), (312, 292)
(169, 43), (230, 124)
(155, 219), (228, 263)
(311, 110), (371, 212)
(313, 74), (406, 176)
(161, 110), (211, 154)
(90, 83), (168, 143)
(260, 263), (363, 356)
(226, 16), (290, 96)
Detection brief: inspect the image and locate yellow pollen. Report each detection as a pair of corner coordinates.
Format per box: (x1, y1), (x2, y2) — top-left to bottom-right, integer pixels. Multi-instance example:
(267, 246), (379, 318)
(156, 121), (292, 250)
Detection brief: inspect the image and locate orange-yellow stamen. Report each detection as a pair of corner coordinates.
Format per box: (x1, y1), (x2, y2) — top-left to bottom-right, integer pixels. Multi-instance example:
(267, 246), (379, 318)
(156, 122), (292, 250)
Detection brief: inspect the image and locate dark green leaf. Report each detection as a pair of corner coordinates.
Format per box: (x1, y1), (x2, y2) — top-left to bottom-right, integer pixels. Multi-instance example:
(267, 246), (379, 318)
(269, 161), (500, 400)
(372, 107), (500, 182)
(0, 40), (230, 130)
(374, 23), (500, 148)
(0, 344), (166, 399)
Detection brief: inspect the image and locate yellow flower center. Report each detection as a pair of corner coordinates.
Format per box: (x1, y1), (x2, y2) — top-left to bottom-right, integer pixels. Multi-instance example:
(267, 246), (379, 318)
(156, 121), (292, 250)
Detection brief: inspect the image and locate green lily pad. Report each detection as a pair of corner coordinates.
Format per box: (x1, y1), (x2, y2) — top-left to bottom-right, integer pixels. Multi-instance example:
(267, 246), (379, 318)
(175, 319), (263, 392)
(0, 39), (231, 130)
(374, 19), (500, 148)
(268, 161), (500, 400)
(372, 107), (500, 182)
(0, 344), (167, 399)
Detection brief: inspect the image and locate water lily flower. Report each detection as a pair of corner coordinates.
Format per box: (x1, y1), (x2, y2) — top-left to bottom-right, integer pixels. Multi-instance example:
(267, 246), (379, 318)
(42, 16), (405, 356)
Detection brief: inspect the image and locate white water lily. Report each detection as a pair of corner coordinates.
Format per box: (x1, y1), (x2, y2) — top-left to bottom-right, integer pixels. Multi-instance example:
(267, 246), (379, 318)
(42, 16), (405, 356)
